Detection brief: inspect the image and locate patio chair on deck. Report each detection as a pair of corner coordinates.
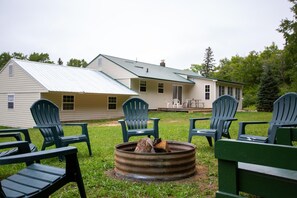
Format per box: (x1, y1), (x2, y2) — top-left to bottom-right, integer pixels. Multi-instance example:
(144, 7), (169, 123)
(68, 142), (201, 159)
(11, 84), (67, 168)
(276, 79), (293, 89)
(30, 99), (92, 156)
(0, 141), (86, 197)
(118, 98), (160, 142)
(238, 92), (297, 143)
(188, 95), (238, 146)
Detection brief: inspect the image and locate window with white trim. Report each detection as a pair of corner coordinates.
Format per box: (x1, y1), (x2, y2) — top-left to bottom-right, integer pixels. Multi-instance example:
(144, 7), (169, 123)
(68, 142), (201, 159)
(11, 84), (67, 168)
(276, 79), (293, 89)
(108, 97), (117, 110)
(8, 94), (14, 109)
(9, 65), (13, 77)
(235, 88), (240, 101)
(219, 86), (225, 96)
(63, 95), (74, 110)
(228, 87), (233, 96)
(158, 83), (164, 93)
(205, 85), (210, 100)
(140, 80), (146, 92)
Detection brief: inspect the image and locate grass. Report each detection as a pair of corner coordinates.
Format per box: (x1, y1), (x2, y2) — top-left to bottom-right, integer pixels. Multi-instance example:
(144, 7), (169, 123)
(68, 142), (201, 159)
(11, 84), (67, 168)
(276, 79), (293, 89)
(0, 111), (272, 198)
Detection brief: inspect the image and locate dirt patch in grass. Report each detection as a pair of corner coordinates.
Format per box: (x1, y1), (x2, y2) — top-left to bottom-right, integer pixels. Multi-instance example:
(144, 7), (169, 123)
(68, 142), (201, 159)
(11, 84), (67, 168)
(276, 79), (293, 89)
(105, 164), (215, 190)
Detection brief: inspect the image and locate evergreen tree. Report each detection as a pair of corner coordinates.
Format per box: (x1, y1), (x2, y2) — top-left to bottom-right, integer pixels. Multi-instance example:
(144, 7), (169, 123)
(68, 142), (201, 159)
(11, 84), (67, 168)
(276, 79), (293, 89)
(201, 47), (215, 77)
(257, 66), (280, 112)
(58, 58), (63, 65)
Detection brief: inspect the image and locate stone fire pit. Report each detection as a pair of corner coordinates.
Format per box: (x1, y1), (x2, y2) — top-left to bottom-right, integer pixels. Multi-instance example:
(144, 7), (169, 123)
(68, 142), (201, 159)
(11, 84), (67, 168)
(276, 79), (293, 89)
(114, 140), (196, 181)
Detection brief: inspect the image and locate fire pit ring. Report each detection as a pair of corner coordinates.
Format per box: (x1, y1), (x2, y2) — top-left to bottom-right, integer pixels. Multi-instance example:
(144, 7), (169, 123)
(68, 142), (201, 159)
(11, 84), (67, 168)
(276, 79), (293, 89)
(114, 140), (196, 181)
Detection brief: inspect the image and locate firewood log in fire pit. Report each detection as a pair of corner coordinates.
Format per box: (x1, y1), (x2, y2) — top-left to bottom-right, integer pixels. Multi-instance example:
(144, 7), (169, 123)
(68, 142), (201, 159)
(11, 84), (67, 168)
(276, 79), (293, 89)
(134, 138), (170, 153)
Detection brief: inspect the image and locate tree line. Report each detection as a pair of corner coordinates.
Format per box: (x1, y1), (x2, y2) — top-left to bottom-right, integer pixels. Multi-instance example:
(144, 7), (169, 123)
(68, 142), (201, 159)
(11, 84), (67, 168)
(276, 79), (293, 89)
(190, 0), (297, 110)
(0, 52), (87, 69)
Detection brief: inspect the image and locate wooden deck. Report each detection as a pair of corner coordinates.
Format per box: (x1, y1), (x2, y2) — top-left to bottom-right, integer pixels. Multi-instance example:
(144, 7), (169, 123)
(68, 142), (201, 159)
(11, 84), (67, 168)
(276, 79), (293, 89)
(157, 107), (212, 113)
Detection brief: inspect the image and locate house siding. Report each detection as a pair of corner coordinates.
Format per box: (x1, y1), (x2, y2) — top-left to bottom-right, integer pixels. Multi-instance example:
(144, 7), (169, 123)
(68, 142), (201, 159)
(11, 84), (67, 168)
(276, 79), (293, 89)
(42, 93), (128, 122)
(130, 79), (191, 109)
(88, 56), (137, 88)
(0, 61), (47, 93)
(188, 78), (217, 108)
(0, 92), (40, 128)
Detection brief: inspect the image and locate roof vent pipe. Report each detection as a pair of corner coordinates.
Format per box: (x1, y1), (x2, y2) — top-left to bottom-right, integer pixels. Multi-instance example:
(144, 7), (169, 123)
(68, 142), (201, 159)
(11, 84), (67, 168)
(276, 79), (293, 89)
(160, 59), (165, 67)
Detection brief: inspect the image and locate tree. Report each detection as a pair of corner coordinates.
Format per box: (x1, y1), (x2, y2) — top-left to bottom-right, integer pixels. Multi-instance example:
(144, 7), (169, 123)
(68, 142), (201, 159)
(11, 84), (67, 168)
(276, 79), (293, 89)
(67, 58), (87, 67)
(28, 52), (54, 63)
(190, 64), (203, 74)
(57, 58), (63, 65)
(257, 66), (280, 112)
(201, 47), (215, 77)
(277, 0), (297, 91)
(0, 52), (12, 70)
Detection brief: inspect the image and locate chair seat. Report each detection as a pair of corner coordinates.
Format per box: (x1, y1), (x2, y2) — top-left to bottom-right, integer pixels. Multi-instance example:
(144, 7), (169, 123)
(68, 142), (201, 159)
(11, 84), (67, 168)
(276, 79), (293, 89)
(60, 135), (88, 144)
(238, 134), (268, 143)
(0, 143), (37, 157)
(2, 163), (65, 197)
(127, 128), (154, 135)
(192, 129), (217, 137)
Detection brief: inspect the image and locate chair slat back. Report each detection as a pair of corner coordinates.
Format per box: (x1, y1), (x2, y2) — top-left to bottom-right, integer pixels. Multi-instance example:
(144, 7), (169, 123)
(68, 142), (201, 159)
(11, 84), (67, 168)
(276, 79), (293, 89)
(268, 92), (297, 142)
(210, 95), (238, 134)
(122, 98), (149, 130)
(30, 99), (64, 141)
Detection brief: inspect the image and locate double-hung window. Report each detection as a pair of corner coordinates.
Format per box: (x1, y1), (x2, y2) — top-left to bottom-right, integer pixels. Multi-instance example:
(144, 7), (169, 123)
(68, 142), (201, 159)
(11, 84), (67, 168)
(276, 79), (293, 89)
(205, 85), (210, 100)
(158, 83), (164, 93)
(63, 95), (74, 110)
(140, 80), (146, 92)
(108, 97), (117, 110)
(8, 94), (14, 109)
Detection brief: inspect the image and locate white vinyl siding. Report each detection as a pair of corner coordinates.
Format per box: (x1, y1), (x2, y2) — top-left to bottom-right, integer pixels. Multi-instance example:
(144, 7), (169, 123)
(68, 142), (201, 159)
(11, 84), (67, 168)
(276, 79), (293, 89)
(0, 93), (40, 128)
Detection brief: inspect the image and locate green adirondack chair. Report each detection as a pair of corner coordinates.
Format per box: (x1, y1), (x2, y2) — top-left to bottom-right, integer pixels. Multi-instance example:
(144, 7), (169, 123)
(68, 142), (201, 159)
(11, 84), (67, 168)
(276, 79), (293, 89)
(188, 95), (238, 146)
(0, 141), (86, 197)
(30, 99), (92, 156)
(118, 98), (160, 142)
(0, 128), (37, 157)
(238, 92), (297, 143)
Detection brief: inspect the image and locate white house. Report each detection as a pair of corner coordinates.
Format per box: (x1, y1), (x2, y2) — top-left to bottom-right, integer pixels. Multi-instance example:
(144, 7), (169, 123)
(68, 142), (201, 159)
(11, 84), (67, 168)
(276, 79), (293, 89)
(0, 59), (137, 128)
(0, 55), (243, 128)
(87, 54), (243, 110)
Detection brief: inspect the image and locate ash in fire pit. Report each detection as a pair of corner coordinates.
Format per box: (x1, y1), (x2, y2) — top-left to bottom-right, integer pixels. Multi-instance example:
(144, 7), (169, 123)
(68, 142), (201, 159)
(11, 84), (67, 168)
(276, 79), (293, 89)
(114, 139), (196, 181)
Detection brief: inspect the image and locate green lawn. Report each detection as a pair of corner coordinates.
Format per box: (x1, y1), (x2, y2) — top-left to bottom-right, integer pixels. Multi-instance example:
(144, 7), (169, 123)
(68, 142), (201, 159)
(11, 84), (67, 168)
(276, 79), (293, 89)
(0, 111), (272, 198)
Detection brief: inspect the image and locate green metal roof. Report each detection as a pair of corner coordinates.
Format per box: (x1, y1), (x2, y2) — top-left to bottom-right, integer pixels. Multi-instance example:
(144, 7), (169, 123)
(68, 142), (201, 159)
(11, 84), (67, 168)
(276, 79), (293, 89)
(99, 54), (202, 84)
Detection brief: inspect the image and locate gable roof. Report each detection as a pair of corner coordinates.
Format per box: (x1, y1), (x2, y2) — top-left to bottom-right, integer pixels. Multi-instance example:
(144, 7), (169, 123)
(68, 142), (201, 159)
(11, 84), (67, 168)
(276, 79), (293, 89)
(97, 54), (202, 83)
(11, 59), (137, 95)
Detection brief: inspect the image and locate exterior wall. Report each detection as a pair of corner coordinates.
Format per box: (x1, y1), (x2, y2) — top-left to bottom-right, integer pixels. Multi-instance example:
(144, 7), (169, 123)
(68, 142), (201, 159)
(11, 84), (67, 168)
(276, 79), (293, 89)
(0, 61), (46, 127)
(42, 92), (129, 122)
(216, 82), (243, 110)
(88, 56), (136, 88)
(130, 78), (192, 109)
(0, 92), (41, 128)
(0, 61), (47, 93)
(188, 78), (217, 108)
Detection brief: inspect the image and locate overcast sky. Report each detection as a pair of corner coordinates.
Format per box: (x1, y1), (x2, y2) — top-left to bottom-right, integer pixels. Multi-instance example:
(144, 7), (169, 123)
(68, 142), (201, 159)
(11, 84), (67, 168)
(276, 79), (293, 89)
(0, 0), (293, 69)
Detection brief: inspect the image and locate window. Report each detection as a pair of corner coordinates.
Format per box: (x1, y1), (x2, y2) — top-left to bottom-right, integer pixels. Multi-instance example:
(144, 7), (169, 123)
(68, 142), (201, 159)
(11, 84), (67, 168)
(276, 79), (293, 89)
(9, 65), (13, 77)
(8, 94), (14, 109)
(219, 86), (225, 96)
(205, 85), (210, 100)
(235, 88), (240, 100)
(108, 97), (117, 110)
(63, 95), (74, 110)
(158, 83), (164, 93)
(140, 80), (146, 92)
(228, 87), (233, 96)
